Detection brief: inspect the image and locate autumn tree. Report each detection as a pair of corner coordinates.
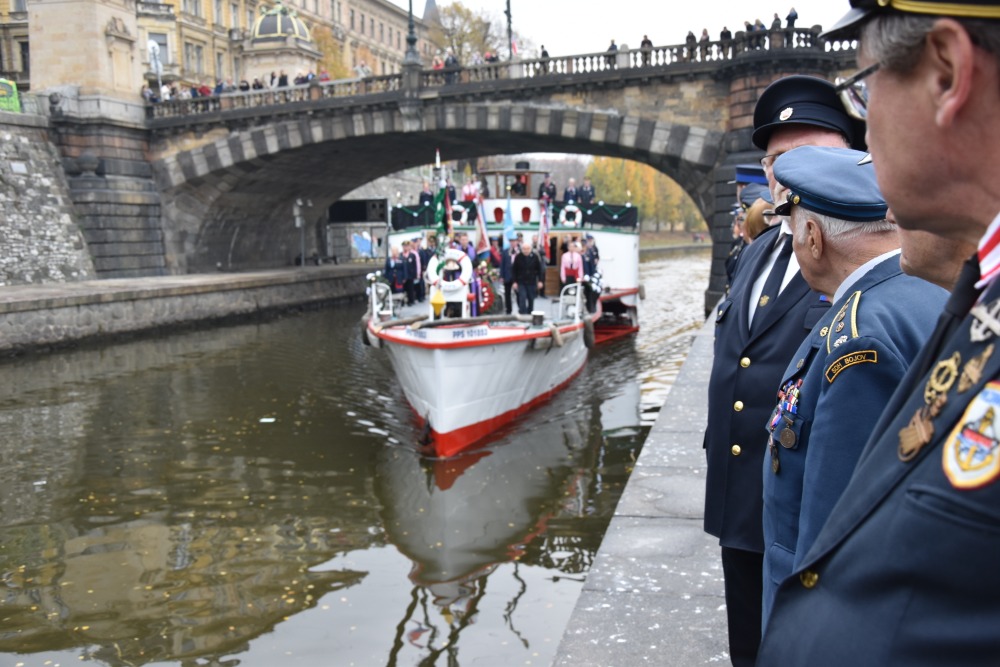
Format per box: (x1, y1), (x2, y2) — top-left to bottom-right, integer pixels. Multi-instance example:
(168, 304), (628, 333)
(312, 26), (350, 79)
(427, 2), (531, 63)
(585, 157), (706, 231)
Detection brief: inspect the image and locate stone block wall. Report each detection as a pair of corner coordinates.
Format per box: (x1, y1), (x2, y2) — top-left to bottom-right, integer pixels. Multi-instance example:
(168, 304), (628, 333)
(0, 111), (96, 286)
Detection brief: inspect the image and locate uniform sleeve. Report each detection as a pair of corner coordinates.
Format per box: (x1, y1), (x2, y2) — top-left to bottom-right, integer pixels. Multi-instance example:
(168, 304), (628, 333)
(793, 335), (909, 567)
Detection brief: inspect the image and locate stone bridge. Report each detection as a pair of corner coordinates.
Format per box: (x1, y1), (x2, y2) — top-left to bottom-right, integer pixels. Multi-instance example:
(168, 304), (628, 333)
(44, 27), (857, 311)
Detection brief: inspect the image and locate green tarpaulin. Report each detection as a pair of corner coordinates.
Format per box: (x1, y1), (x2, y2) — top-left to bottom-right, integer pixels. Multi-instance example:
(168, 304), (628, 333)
(0, 79), (21, 113)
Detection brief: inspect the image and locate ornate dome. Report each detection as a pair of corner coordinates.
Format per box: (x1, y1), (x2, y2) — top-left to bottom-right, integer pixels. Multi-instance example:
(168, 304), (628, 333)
(251, 1), (312, 43)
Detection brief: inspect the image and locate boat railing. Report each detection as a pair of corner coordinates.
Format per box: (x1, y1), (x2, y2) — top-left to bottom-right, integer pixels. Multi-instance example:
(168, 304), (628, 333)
(558, 282), (586, 323)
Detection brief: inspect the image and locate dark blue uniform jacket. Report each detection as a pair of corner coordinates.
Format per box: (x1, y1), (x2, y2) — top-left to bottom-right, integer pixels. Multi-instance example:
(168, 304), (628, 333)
(758, 268), (1000, 666)
(760, 255), (947, 621)
(704, 224), (830, 552)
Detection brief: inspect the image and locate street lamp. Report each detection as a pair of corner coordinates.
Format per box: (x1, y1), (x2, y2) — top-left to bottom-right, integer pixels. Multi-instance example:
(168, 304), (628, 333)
(404, 0), (420, 65)
(504, 0), (512, 61)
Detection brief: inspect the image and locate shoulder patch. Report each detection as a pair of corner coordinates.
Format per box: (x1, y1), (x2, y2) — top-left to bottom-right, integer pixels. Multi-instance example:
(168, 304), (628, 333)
(943, 380), (1000, 489)
(825, 349), (878, 383)
(826, 291), (862, 354)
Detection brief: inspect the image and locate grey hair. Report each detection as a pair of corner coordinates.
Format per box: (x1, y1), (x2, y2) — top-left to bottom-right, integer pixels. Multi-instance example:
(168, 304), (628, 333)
(860, 13), (1000, 73)
(791, 207), (894, 242)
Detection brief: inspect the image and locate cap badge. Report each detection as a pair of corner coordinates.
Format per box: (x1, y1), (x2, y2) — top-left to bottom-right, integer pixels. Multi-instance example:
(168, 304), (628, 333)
(779, 107), (794, 121)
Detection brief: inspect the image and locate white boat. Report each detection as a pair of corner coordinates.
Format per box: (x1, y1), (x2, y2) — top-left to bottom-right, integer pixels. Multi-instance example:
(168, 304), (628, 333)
(362, 163), (641, 457)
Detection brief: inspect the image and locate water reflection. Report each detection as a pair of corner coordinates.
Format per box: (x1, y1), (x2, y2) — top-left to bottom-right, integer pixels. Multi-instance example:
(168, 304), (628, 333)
(0, 251), (709, 667)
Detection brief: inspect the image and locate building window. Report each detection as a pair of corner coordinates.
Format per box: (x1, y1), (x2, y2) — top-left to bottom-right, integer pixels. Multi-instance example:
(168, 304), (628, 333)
(17, 40), (29, 74)
(369, 18), (373, 36)
(379, 22), (383, 42)
(397, 32), (401, 49)
(231, 3), (239, 27)
(216, 51), (224, 79)
(350, 8), (354, 30)
(183, 0), (202, 17)
(360, 12), (364, 34)
(247, 7), (255, 30)
(13, 0), (26, 11)
(185, 42), (205, 74)
(149, 32), (169, 64)
(214, 0), (222, 23)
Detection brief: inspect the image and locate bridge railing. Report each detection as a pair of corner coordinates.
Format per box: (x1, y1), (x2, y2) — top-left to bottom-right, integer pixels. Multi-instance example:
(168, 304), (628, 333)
(146, 27), (856, 122)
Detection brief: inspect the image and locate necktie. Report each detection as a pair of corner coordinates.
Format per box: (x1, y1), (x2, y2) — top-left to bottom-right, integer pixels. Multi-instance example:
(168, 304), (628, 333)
(751, 233), (792, 334)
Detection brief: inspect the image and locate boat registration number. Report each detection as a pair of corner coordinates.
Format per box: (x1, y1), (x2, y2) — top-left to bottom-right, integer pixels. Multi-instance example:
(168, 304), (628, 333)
(449, 325), (489, 340)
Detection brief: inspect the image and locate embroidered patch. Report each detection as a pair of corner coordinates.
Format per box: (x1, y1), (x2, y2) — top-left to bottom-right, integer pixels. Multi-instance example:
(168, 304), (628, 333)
(942, 380), (1000, 489)
(825, 350), (877, 383)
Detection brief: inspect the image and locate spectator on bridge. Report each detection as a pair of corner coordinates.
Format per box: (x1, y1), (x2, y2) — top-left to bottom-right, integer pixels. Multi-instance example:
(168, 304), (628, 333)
(141, 85), (157, 104)
(318, 69), (331, 82)
(238, 79), (250, 91)
(685, 31), (697, 60)
(753, 18), (766, 46)
(269, 70), (278, 87)
(443, 48), (459, 84)
(640, 35), (653, 66)
(700, 28), (711, 59)
(252, 78), (264, 90)
(605, 40), (617, 68)
(539, 45), (550, 74)
(277, 70), (289, 87)
(720, 26), (733, 57)
(785, 6), (797, 28)
(771, 12), (782, 30)
(198, 81), (213, 97)
(160, 82), (172, 101)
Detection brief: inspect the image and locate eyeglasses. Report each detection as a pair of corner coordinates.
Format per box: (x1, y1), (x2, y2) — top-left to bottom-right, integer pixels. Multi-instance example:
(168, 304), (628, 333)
(760, 154), (780, 170)
(835, 62), (880, 121)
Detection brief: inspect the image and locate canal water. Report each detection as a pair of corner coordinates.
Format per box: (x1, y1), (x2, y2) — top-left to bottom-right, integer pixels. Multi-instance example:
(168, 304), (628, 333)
(0, 250), (709, 667)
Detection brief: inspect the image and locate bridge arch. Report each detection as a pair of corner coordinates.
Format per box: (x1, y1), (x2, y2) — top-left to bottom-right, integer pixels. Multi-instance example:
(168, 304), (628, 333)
(154, 101), (724, 273)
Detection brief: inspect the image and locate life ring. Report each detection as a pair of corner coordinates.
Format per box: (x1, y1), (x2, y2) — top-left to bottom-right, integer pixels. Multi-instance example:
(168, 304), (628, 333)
(451, 205), (469, 226)
(425, 248), (474, 291)
(559, 204), (581, 227)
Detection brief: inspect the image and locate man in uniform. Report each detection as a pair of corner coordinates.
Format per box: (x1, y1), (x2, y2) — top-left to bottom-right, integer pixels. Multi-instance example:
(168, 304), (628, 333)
(758, 2), (1000, 663)
(759, 146), (947, 625)
(578, 177), (596, 208)
(703, 74), (865, 667)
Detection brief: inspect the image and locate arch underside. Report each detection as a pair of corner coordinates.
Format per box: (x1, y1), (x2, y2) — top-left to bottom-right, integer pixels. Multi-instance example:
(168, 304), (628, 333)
(155, 105), (724, 273)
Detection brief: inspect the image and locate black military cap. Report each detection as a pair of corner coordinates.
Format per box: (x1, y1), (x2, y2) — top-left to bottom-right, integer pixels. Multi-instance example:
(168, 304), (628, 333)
(824, 0), (1000, 39)
(752, 75), (867, 151)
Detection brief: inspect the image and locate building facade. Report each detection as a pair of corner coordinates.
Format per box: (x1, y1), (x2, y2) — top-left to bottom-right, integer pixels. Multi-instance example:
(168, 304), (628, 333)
(0, 0), (432, 99)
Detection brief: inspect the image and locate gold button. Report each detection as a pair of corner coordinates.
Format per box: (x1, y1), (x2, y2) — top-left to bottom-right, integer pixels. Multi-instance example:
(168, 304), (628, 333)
(819, 326), (829, 337)
(740, 357), (751, 368)
(731, 444), (742, 456)
(799, 570), (819, 589)
(734, 400), (744, 412)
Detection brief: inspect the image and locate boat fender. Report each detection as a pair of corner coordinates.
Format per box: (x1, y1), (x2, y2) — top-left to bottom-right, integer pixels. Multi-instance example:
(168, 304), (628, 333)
(360, 315), (372, 346)
(583, 319), (595, 349)
(558, 204), (580, 227)
(638, 283), (646, 300)
(550, 324), (564, 348)
(426, 249), (474, 291)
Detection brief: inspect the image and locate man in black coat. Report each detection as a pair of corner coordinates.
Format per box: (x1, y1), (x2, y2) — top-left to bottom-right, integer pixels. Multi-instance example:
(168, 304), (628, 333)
(703, 74), (865, 667)
(500, 240), (519, 314)
(511, 241), (543, 315)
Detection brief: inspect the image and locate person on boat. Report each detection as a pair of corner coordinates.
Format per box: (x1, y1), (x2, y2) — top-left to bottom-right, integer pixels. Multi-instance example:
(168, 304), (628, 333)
(384, 246), (406, 296)
(445, 178), (457, 205)
(488, 237), (502, 268)
(500, 240), (519, 315)
(578, 177), (595, 209)
(462, 176), (478, 202)
(512, 241), (544, 315)
(560, 241), (584, 289)
(582, 235), (600, 313)
(538, 174), (557, 202)
(564, 178), (579, 205)
(401, 240), (420, 305)
(418, 235), (437, 301)
(419, 181), (434, 207)
(452, 232), (476, 262)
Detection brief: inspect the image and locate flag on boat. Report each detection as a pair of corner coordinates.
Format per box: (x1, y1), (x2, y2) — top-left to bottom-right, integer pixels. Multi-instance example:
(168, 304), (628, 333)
(474, 193), (490, 260)
(444, 183), (454, 238)
(503, 188), (515, 250)
(433, 177), (455, 239)
(539, 195), (551, 261)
